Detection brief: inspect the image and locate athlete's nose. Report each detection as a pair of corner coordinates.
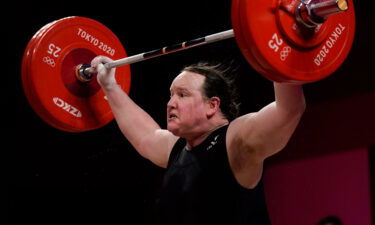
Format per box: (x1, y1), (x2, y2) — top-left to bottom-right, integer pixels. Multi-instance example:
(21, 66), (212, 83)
(167, 95), (177, 110)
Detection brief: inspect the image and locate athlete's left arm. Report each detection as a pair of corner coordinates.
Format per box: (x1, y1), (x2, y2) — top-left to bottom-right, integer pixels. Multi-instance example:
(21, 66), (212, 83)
(228, 82), (306, 161)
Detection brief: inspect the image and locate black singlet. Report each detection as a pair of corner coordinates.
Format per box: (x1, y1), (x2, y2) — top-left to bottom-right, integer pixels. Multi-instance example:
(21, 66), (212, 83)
(154, 125), (271, 225)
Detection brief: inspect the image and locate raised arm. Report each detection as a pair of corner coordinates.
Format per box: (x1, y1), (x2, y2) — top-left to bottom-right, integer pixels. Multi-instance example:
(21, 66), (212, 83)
(92, 56), (178, 168)
(227, 82), (306, 187)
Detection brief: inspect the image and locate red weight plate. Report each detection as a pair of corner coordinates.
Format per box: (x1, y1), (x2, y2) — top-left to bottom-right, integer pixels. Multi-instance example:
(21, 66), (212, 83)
(23, 20), (108, 132)
(22, 20), (65, 128)
(21, 17), (99, 132)
(237, 0), (355, 83)
(22, 16), (131, 132)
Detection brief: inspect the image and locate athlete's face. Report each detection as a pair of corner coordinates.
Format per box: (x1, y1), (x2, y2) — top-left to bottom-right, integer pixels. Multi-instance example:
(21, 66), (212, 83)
(167, 71), (210, 136)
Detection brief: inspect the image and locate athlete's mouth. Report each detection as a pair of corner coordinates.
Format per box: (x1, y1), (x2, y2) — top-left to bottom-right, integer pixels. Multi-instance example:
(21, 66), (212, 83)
(168, 113), (178, 120)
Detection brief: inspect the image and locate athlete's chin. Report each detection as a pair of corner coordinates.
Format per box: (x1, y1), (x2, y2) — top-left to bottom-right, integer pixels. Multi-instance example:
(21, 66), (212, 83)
(167, 124), (180, 136)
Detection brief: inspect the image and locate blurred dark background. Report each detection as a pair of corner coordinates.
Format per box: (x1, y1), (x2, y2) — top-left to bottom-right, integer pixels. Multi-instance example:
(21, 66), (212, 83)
(4, 0), (375, 224)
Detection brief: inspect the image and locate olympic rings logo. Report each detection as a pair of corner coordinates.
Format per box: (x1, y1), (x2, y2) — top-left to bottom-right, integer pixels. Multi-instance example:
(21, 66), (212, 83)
(43, 56), (56, 67)
(280, 46), (291, 61)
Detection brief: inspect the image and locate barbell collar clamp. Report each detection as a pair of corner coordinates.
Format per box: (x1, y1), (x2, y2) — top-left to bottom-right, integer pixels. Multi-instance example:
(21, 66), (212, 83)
(296, 0), (348, 28)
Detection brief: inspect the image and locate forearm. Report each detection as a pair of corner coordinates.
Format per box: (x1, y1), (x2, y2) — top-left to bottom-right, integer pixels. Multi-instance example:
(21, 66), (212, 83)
(103, 84), (161, 149)
(248, 83), (305, 157)
(274, 82), (306, 116)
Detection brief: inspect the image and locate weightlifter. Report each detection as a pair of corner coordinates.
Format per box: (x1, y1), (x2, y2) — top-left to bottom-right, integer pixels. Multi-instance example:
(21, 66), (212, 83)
(91, 55), (306, 225)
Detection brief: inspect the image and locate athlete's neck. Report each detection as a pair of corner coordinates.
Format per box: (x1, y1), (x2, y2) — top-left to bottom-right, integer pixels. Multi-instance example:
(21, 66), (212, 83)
(185, 120), (228, 149)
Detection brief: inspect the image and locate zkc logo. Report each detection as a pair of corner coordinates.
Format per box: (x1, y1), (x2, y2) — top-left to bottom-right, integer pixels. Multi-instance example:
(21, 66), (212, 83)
(53, 97), (82, 118)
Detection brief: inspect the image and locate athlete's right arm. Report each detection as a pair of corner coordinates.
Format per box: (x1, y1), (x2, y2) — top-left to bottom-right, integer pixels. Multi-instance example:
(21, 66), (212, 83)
(91, 56), (179, 168)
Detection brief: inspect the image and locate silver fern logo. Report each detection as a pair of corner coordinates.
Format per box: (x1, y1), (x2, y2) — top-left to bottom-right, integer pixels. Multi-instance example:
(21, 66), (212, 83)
(207, 135), (219, 151)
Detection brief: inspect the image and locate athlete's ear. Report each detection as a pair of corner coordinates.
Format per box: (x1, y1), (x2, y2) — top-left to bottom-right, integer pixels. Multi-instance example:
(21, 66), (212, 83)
(206, 97), (220, 118)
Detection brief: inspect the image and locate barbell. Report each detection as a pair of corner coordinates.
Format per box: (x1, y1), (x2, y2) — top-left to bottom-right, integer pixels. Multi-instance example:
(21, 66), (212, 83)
(21, 0), (355, 132)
